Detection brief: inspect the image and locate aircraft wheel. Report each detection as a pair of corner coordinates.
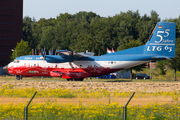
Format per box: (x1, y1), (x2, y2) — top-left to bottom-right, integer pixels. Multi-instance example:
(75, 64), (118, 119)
(74, 78), (84, 81)
(16, 75), (22, 80)
(67, 79), (73, 81)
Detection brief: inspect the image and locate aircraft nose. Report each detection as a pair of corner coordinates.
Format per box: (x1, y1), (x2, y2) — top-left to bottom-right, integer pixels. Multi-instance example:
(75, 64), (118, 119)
(3, 65), (8, 73)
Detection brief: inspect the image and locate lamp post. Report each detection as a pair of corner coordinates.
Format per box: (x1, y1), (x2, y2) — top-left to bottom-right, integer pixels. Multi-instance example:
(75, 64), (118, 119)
(150, 61), (151, 79)
(12, 49), (17, 58)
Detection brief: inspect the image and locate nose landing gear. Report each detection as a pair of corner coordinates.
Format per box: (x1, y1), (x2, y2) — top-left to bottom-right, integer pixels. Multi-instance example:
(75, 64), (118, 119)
(15, 75), (22, 80)
(67, 78), (84, 81)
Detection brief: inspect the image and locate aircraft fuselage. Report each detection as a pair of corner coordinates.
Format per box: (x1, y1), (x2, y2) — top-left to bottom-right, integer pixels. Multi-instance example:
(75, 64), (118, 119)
(7, 55), (148, 79)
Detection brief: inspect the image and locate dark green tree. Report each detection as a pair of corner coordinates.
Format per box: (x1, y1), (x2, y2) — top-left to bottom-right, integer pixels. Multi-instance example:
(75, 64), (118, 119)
(53, 13), (73, 50)
(23, 16), (35, 48)
(168, 38), (180, 81)
(150, 10), (160, 22)
(163, 17), (180, 80)
(30, 18), (56, 49)
(11, 39), (31, 60)
(113, 11), (140, 49)
(136, 17), (155, 44)
(156, 60), (168, 75)
(39, 26), (55, 50)
(69, 12), (101, 54)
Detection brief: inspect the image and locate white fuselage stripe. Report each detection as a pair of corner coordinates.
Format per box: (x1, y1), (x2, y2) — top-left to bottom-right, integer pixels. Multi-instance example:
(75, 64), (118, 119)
(9, 60), (149, 70)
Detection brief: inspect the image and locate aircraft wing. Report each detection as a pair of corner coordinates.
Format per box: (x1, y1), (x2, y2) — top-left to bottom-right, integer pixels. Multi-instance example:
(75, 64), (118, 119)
(57, 50), (94, 61)
(77, 50), (95, 56)
(43, 50), (94, 63)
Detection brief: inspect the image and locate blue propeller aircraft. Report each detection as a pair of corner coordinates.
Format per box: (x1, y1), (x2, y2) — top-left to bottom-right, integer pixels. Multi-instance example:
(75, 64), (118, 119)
(3, 22), (176, 81)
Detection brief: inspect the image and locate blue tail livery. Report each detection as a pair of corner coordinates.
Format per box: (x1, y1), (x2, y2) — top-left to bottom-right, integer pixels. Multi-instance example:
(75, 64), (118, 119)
(144, 22), (176, 59)
(104, 22), (176, 60)
(4, 22), (176, 81)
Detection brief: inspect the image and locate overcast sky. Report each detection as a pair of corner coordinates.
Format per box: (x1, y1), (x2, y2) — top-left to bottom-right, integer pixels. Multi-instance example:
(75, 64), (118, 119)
(23, 0), (180, 21)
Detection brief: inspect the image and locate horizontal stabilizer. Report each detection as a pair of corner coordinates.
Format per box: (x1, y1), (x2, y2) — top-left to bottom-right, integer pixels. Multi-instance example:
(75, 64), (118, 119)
(152, 56), (171, 60)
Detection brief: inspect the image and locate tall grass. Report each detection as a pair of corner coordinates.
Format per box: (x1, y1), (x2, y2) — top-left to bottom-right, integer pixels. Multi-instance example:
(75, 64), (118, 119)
(0, 103), (180, 120)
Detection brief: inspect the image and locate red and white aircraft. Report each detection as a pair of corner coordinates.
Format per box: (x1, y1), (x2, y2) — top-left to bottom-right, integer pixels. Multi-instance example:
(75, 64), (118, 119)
(3, 22), (176, 81)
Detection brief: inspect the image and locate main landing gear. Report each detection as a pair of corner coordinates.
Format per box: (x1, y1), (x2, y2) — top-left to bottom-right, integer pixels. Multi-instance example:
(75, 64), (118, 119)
(15, 75), (22, 80)
(67, 78), (84, 81)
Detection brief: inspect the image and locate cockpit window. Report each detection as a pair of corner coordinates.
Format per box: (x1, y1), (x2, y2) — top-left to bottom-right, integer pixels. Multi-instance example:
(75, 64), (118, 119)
(14, 60), (20, 63)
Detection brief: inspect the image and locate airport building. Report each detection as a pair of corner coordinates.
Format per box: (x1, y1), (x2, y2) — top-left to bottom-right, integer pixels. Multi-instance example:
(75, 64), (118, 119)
(0, 0), (23, 75)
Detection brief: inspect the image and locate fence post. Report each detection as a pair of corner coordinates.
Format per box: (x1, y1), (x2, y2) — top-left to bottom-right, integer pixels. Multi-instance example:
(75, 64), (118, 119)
(123, 92), (135, 120)
(24, 91), (37, 120)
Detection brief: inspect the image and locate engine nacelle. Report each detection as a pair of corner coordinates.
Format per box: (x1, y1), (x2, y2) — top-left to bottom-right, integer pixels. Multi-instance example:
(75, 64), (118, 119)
(50, 71), (62, 77)
(50, 69), (91, 79)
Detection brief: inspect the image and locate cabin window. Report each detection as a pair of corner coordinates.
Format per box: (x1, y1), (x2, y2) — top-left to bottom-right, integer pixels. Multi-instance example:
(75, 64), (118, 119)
(14, 60), (20, 63)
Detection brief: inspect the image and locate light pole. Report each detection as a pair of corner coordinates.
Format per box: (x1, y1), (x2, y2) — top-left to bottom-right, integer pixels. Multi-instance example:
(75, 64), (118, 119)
(12, 49), (17, 58)
(150, 61), (151, 79)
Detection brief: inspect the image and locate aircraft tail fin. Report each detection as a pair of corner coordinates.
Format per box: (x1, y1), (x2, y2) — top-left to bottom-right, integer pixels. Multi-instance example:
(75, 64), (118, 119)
(144, 22), (176, 59)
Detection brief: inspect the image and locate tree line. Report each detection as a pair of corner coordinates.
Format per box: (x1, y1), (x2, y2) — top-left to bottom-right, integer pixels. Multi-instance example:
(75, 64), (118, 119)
(21, 10), (162, 54)
(11, 10), (180, 80)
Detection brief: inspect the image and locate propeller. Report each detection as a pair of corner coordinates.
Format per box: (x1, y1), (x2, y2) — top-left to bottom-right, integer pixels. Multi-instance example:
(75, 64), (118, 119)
(69, 61), (75, 70)
(40, 48), (46, 60)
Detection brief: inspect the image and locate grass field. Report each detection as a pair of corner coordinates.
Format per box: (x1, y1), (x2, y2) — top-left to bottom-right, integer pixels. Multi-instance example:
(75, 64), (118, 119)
(0, 68), (180, 119)
(0, 81), (179, 119)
